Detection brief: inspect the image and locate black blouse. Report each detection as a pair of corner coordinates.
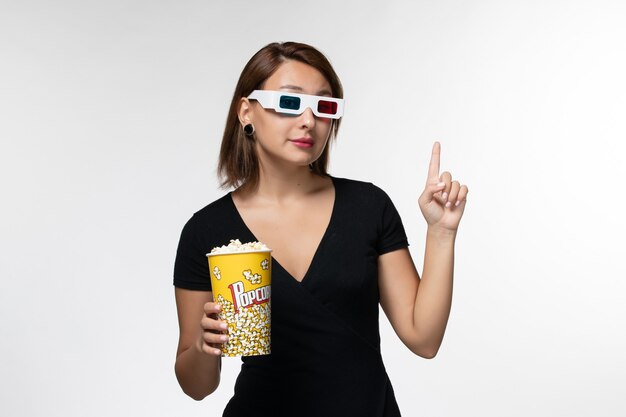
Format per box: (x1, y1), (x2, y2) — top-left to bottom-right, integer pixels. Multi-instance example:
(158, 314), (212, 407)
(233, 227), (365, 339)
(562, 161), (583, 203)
(174, 176), (409, 416)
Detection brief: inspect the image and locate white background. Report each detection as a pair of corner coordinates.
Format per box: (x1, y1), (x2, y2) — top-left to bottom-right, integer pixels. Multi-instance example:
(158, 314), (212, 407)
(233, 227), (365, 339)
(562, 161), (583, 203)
(1, 1), (625, 416)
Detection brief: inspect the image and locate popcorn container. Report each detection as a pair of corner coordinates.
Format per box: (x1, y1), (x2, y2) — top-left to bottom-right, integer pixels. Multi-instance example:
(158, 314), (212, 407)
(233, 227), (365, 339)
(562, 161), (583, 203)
(206, 250), (272, 357)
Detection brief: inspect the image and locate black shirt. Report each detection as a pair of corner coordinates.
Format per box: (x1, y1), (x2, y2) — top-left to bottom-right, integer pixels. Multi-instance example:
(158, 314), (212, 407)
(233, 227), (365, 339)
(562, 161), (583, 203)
(174, 176), (409, 416)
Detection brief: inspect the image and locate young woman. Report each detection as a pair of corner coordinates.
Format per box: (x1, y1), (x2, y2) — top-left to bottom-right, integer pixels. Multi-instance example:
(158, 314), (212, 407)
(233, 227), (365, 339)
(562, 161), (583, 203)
(173, 41), (468, 416)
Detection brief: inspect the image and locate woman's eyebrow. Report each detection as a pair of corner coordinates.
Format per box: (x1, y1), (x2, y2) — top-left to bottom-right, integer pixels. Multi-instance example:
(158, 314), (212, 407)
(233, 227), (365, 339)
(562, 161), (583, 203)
(279, 85), (332, 96)
(279, 84), (303, 91)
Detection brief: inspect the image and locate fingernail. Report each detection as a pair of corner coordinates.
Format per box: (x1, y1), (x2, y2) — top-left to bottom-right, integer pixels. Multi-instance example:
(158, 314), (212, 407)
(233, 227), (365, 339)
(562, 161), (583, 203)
(455, 200), (461, 207)
(445, 201), (451, 208)
(437, 182), (445, 187)
(213, 348), (222, 355)
(220, 335), (229, 342)
(442, 192), (448, 201)
(220, 323), (228, 330)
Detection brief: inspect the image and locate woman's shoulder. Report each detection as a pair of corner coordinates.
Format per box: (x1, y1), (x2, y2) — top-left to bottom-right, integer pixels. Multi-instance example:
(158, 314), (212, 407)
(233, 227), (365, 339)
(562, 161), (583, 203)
(183, 192), (233, 227)
(331, 175), (391, 200)
(196, 192), (232, 213)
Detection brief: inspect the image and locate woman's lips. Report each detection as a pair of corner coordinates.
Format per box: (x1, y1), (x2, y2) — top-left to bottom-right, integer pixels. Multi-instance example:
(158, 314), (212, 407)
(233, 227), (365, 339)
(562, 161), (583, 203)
(289, 138), (314, 148)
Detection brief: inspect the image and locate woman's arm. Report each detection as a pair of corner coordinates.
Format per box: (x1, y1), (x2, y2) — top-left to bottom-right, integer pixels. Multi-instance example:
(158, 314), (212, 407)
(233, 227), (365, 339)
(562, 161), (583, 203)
(174, 288), (223, 400)
(378, 228), (455, 359)
(378, 142), (467, 358)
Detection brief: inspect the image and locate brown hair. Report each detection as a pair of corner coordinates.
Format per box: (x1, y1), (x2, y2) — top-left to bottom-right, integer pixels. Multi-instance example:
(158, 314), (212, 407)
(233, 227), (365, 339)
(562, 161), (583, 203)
(217, 42), (344, 190)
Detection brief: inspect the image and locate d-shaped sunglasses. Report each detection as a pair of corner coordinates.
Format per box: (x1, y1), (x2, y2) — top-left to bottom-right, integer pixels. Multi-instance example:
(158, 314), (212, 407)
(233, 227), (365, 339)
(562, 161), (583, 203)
(247, 90), (344, 119)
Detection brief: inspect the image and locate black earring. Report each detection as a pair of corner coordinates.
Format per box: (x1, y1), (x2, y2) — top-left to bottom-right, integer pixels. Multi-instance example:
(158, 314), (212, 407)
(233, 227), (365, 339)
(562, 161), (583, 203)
(243, 123), (255, 136)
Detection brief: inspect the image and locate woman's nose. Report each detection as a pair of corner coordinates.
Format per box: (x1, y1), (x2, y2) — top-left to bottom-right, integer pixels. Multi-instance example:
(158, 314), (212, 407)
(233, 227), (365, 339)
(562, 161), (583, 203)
(299, 107), (316, 129)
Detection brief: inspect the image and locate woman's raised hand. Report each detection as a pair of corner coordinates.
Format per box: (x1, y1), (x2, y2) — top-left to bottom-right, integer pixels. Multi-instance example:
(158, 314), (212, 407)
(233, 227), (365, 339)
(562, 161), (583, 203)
(418, 142), (468, 232)
(196, 302), (229, 356)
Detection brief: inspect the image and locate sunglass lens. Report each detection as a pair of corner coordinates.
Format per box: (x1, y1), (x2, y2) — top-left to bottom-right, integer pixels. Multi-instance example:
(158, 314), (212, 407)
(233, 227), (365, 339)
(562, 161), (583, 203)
(317, 100), (338, 115)
(279, 95), (301, 110)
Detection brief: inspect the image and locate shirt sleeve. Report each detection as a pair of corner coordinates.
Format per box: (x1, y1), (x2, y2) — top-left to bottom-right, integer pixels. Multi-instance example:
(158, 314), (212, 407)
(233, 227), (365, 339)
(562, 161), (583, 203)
(173, 214), (212, 291)
(373, 185), (409, 255)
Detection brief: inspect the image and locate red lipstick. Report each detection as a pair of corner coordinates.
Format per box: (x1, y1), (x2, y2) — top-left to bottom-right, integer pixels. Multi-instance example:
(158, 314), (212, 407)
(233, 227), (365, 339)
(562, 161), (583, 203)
(289, 137), (314, 148)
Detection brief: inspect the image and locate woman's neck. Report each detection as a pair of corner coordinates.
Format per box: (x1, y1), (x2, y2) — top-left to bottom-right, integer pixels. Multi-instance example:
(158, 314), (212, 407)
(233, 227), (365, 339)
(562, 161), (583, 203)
(237, 163), (329, 203)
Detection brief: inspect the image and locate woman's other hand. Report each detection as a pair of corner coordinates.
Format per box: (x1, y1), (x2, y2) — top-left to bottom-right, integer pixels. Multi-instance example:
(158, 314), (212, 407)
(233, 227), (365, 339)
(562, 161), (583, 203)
(418, 142), (468, 232)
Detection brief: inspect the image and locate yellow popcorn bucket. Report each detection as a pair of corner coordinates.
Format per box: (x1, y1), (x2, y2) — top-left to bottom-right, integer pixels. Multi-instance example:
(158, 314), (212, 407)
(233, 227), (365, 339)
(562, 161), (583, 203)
(206, 250), (272, 357)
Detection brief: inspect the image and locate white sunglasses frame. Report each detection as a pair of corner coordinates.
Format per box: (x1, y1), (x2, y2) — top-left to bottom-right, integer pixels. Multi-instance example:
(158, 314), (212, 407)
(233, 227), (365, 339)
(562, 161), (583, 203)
(247, 90), (344, 119)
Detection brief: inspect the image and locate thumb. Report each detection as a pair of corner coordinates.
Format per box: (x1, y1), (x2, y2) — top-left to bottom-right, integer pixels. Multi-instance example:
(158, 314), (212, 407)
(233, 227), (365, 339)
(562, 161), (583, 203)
(420, 181), (446, 205)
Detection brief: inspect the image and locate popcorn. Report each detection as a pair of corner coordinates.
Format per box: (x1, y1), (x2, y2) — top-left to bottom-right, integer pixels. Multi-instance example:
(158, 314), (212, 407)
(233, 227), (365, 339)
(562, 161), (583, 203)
(217, 294), (271, 356)
(243, 269), (262, 285)
(208, 239), (272, 357)
(210, 239), (271, 254)
(212, 266), (221, 280)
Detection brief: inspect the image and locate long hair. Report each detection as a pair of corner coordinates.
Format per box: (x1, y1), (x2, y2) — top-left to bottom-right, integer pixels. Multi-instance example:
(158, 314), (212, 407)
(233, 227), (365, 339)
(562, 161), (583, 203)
(217, 42), (343, 190)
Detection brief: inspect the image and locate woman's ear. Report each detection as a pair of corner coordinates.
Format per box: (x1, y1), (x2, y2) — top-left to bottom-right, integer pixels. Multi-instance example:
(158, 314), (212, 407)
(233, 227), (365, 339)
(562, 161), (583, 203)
(238, 97), (253, 126)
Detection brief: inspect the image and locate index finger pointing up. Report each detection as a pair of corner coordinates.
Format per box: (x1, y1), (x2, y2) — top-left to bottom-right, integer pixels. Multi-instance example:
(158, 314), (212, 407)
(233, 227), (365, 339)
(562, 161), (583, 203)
(428, 141), (441, 182)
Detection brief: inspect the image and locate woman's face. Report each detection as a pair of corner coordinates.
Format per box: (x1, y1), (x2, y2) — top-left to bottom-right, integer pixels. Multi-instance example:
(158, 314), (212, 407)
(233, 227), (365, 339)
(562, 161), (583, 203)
(241, 60), (334, 171)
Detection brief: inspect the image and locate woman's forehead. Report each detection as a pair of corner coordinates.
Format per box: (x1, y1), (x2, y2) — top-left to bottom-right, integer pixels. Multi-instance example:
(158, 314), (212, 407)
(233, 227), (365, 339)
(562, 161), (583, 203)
(263, 60), (331, 95)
